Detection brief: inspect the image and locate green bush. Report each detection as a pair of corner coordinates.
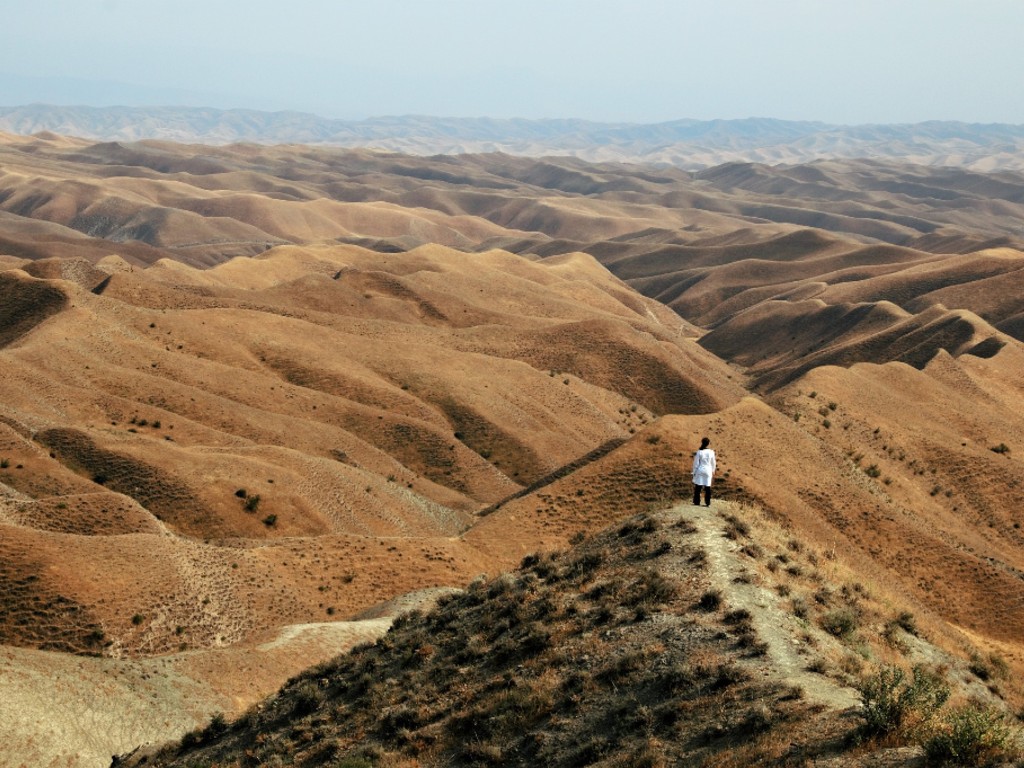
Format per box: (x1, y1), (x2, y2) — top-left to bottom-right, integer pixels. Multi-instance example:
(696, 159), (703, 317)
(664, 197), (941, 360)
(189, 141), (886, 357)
(822, 608), (859, 638)
(201, 712), (228, 741)
(857, 665), (950, 739)
(923, 703), (1019, 766)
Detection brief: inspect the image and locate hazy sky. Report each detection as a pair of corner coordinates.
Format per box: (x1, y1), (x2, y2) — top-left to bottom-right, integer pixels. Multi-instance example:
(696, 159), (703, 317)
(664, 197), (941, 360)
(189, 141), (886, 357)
(2, 0), (1022, 124)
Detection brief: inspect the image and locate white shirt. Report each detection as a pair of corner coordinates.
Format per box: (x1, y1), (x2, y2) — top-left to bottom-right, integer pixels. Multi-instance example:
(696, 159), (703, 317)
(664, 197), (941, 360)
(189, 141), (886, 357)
(692, 448), (716, 486)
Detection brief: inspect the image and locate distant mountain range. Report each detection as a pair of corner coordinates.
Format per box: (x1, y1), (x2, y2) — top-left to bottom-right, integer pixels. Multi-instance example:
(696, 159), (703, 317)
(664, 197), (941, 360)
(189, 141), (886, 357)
(3, 104), (1024, 170)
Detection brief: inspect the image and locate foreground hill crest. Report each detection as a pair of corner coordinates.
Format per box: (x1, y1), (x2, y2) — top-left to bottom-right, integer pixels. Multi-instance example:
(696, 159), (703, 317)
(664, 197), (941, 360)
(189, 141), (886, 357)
(116, 503), (1021, 767)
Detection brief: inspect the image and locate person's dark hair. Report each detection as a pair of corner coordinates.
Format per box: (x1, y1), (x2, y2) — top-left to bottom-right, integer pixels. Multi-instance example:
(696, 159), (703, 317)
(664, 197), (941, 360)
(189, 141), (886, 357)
(700, 437), (711, 449)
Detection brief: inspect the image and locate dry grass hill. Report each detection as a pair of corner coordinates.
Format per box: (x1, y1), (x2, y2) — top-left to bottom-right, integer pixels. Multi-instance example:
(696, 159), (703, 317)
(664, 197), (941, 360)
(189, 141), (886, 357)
(120, 501), (1021, 767)
(0, 132), (1023, 767)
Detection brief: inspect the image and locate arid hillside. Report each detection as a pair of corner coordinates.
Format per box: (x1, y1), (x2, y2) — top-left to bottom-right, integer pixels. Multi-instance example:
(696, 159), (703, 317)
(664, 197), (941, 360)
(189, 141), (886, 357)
(122, 502), (1021, 768)
(2, 134), (1024, 767)
(0, 243), (737, 654)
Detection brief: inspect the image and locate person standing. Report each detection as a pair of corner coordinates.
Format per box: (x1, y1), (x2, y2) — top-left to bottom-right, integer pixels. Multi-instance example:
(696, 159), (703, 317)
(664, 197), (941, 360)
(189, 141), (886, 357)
(692, 436), (716, 506)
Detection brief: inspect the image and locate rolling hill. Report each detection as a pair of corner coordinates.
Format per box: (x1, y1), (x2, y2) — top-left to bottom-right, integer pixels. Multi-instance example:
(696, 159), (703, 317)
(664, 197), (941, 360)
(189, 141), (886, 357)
(4, 107), (1024, 171)
(0, 132), (1023, 766)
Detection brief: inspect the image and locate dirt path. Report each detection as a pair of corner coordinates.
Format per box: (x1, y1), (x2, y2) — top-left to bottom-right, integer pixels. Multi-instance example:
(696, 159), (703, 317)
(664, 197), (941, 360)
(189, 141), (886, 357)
(678, 500), (860, 710)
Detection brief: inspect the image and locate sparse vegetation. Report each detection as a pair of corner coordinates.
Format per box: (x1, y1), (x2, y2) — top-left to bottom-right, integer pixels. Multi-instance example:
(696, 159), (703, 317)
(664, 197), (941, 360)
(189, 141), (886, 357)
(968, 651), (1009, 682)
(990, 442), (1011, 454)
(857, 664), (950, 740)
(120, 509), (843, 767)
(894, 610), (918, 635)
(923, 702), (1021, 766)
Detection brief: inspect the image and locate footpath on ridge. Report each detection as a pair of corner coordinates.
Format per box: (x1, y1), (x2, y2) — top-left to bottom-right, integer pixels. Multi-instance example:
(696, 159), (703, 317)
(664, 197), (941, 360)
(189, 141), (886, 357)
(671, 500), (860, 711)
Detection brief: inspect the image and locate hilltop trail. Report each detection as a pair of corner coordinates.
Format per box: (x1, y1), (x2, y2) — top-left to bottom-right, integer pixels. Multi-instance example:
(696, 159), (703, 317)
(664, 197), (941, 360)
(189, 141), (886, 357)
(674, 500), (860, 711)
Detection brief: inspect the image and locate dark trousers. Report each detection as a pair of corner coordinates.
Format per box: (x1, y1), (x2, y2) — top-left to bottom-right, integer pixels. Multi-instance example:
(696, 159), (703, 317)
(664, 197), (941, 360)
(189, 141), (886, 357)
(693, 485), (711, 506)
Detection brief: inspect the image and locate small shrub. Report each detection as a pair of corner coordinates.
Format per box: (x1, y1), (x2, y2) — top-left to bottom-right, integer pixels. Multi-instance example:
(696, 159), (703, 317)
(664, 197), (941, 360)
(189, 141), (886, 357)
(968, 652), (1010, 682)
(687, 548), (708, 567)
(822, 608), (859, 638)
(822, 419), (831, 429)
(723, 608), (752, 625)
(290, 680), (325, 717)
(131, 614), (144, 626)
(894, 611), (918, 635)
(652, 540), (673, 557)
(697, 590), (722, 612)
(792, 597), (809, 620)
(179, 727), (203, 748)
(201, 712), (228, 741)
(923, 703), (1019, 766)
(262, 514), (277, 527)
(723, 514), (750, 539)
(0, 458), (8, 469)
(244, 494), (261, 512)
(865, 464), (882, 478)
(807, 658), (828, 674)
(990, 443), (1011, 454)
(631, 569), (678, 606)
(740, 542), (762, 559)
(857, 665), (950, 739)
(713, 663), (749, 689)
